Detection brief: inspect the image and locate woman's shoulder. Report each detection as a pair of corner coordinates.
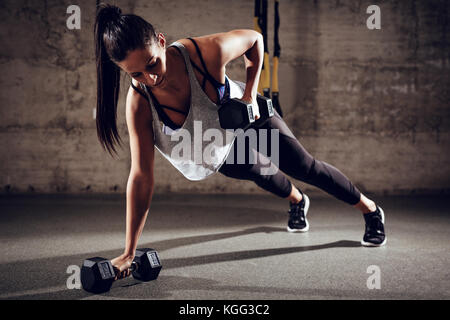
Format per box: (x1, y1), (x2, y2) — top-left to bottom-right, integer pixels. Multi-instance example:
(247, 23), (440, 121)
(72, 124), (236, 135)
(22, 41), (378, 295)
(129, 79), (148, 102)
(127, 79), (153, 121)
(174, 36), (223, 78)
(175, 35), (218, 51)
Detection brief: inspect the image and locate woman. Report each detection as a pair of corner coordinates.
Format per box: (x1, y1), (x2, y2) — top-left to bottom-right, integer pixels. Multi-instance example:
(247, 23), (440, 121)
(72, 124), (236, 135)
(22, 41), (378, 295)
(94, 4), (386, 278)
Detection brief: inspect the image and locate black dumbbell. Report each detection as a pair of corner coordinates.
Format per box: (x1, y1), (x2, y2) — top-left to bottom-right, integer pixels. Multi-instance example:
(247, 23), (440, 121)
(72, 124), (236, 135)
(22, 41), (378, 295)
(253, 95), (275, 128)
(218, 95), (274, 130)
(81, 248), (162, 293)
(218, 98), (255, 130)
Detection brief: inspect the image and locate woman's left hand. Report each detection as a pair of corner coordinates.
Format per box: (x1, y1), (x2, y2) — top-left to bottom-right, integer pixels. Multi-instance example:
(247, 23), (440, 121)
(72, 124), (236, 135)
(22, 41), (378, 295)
(111, 253), (135, 280)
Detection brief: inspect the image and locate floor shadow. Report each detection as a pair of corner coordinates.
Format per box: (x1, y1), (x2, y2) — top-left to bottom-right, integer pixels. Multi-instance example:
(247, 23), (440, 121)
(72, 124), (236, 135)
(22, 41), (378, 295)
(158, 239), (361, 270)
(148, 226), (287, 252)
(0, 233), (360, 300)
(3, 271), (433, 300)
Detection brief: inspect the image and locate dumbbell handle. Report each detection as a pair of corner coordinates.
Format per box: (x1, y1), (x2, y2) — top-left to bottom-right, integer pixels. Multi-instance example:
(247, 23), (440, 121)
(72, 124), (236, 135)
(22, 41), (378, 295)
(114, 261), (138, 280)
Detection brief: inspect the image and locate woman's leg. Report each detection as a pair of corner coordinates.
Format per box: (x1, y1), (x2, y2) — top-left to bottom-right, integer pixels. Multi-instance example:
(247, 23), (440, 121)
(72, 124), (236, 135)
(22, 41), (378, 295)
(218, 140), (293, 199)
(259, 110), (378, 212)
(218, 111), (385, 245)
(218, 134), (310, 232)
(354, 194), (377, 214)
(260, 110), (385, 244)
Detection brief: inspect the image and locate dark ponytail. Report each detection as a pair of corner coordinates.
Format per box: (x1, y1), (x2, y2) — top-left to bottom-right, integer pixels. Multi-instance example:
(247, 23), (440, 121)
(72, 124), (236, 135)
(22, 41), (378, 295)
(94, 3), (157, 155)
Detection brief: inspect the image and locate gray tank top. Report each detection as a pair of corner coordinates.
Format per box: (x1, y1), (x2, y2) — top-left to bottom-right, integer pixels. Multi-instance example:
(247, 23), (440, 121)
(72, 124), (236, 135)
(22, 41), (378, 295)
(138, 41), (246, 181)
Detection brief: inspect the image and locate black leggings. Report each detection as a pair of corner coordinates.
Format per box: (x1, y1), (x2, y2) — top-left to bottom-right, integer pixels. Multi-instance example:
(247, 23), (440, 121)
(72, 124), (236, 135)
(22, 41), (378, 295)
(218, 110), (361, 205)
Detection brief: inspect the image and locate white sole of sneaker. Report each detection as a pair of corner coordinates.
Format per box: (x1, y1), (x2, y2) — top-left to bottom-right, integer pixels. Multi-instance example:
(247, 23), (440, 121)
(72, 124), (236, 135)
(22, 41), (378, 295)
(287, 194), (310, 233)
(361, 206), (387, 247)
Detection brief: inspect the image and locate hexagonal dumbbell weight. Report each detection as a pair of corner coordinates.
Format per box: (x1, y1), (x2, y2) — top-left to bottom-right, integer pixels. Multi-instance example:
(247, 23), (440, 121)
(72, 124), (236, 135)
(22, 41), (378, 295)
(81, 248), (162, 293)
(218, 95), (274, 130)
(218, 97), (256, 130)
(253, 95), (275, 128)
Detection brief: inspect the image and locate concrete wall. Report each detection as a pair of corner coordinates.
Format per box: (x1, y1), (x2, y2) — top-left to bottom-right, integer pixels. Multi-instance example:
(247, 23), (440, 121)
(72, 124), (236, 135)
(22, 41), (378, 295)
(0, 0), (449, 196)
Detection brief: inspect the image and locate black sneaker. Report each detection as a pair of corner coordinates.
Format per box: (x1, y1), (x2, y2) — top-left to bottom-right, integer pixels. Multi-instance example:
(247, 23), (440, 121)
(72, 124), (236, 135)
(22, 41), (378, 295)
(287, 192), (310, 233)
(361, 206), (387, 247)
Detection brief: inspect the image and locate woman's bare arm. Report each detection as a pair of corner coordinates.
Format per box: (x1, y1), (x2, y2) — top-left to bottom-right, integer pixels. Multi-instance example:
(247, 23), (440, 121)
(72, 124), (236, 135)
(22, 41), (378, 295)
(123, 81), (155, 258)
(192, 29), (264, 115)
(213, 29), (264, 101)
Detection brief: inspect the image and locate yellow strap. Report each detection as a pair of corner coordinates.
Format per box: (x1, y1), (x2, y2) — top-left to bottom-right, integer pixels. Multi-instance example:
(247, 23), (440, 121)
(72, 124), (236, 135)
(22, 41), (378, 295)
(272, 56), (279, 93)
(261, 52), (270, 90)
(253, 17), (262, 34)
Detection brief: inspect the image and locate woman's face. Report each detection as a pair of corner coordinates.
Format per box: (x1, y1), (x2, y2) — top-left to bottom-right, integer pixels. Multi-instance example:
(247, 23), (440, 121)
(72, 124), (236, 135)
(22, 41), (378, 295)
(118, 33), (168, 88)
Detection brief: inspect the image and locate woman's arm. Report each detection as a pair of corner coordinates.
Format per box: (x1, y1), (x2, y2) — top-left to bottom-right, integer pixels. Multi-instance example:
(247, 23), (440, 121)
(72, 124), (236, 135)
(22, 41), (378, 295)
(214, 30), (264, 101)
(198, 29), (263, 118)
(111, 82), (155, 276)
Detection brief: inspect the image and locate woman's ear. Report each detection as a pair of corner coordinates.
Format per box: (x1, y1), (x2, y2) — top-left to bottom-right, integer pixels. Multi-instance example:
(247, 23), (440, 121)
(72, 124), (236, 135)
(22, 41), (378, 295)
(157, 33), (166, 47)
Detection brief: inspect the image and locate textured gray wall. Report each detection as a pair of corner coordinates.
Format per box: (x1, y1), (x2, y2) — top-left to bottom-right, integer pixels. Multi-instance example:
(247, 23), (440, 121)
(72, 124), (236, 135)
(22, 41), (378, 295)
(0, 0), (449, 196)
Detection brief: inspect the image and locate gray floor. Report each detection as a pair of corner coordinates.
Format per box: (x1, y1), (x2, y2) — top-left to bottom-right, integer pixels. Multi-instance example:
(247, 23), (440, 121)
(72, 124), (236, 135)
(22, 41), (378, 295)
(0, 193), (449, 300)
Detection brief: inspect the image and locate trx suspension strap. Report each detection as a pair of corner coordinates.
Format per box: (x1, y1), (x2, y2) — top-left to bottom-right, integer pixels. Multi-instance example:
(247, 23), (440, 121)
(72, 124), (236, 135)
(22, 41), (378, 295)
(272, 0), (284, 117)
(255, 0), (271, 98)
(254, 0), (263, 95)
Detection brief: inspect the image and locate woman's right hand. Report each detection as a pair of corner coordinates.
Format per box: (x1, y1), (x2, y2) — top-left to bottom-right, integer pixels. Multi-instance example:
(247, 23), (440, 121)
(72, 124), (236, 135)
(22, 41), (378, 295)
(240, 95), (260, 121)
(110, 253), (135, 280)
